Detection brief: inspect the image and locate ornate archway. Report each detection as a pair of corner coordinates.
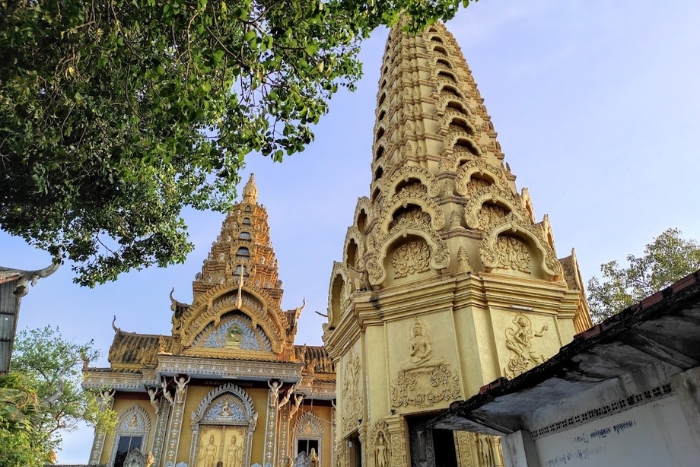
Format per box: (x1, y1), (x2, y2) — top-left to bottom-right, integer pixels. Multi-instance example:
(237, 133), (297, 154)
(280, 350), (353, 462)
(189, 383), (258, 467)
(293, 412), (326, 466)
(109, 405), (152, 467)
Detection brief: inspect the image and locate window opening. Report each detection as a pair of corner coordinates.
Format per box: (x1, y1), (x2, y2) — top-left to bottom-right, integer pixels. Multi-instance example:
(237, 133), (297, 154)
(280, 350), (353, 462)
(114, 435), (143, 467)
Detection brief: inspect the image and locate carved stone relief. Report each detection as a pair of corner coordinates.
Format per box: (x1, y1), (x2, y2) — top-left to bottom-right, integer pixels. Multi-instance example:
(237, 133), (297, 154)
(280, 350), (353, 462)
(391, 319), (460, 408)
(463, 186), (524, 230)
(490, 236), (531, 273)
(123, 447), (154, 467)
(366, 207), (450, 286)
(479, 215), (562, 278)
(380, 184), (445, 233)
(370, 419), (391, 467)
(476, 205), (508, 231)
(454, 432), (505, 467)
(457, 246), (472, 273)
(392, 241), (431, 279)
(504, 314), (548, 378)
(342, 351), (362, 434)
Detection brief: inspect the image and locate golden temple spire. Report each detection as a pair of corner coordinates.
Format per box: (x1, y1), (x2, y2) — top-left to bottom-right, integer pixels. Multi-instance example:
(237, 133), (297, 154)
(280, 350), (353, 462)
(191, 174), (282, 307)
(242, 172), (258, 203)
(327, 21), (591, 331)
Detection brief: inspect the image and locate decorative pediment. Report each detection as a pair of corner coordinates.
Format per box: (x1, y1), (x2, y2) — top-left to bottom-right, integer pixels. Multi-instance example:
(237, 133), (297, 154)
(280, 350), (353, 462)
(464, 185), (528, 230)
(191, 311), (272, 352)
(454, 159), (509, 196)
(366, 209), (449, 286)
(383, 166), (441, 198)
(378, 185), (445, 234)
(180, 285), (287, 353)
(479, 214), (562, 279)
(294, 412), (325, 437)
(192, 383), (256, 427)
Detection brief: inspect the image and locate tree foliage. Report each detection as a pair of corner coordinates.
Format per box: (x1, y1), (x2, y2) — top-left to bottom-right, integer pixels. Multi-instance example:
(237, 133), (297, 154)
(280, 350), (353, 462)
(587, 228), (700, 322)
(7, 326), (117, 462)
(0, 373), (46, 467)
(1, 0), (474, 286)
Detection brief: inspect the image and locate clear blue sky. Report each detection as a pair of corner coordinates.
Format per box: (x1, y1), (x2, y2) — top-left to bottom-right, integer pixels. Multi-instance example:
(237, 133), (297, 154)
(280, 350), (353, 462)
(2, 0), (699, 462)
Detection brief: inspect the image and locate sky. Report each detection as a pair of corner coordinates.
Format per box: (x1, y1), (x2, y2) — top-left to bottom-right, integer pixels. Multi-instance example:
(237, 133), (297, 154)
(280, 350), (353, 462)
(2, 0), (700, 462)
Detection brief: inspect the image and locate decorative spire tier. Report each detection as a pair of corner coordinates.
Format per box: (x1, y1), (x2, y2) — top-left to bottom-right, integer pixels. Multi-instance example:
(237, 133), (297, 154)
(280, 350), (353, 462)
(191, 173), (281, 305)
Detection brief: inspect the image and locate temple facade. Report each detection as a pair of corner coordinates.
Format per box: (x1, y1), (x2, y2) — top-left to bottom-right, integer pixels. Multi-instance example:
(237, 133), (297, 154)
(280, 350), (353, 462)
(85, 19), (593, 467)
(84, 175), (336, 467)
(321, 21), (592, 467)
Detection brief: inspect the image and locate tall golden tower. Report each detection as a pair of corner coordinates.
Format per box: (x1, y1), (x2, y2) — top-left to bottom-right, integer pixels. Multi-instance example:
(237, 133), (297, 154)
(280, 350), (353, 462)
(322, 22), (592, 467)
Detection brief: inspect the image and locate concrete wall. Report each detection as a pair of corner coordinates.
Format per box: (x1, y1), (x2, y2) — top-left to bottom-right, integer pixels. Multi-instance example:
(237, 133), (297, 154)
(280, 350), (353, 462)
(533, 395), (700, 467)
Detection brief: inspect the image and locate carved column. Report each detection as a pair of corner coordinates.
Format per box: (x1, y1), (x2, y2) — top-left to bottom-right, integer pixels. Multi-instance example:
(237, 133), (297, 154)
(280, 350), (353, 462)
(162, 383), (186, 466)
(263, 381), (280, 467)
(151, 397), (172, 467)
(88, 391), (114, 465)
(278, 402), (290, 467)
(358, 423), (369, 467)
(489, 436), (504, 467)
(385, 416), (408, 467)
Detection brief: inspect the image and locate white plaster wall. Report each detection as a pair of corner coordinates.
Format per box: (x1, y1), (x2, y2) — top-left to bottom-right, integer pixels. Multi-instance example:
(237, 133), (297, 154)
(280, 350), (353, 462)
(534, 395), (700, 467)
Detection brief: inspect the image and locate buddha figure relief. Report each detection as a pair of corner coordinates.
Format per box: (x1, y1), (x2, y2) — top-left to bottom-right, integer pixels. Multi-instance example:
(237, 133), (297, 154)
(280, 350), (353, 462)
(401, 318), (444, 371)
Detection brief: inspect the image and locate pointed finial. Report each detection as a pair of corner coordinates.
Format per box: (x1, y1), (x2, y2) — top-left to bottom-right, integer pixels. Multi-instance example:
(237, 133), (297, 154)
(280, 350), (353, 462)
(243, 173), (258, 203)
(112, 315), (122, 334)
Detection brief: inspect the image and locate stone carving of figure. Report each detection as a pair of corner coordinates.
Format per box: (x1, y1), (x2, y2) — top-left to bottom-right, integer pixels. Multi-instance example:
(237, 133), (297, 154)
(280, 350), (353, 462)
(375, 432), (388, 467)
(161, 378), (174, 405)
(268, 380), (280, 408)
(309, 448), (319, 467)
(278, 385), (295, 411)
(226, 324), (243, 349)
(175, 375), (190, 404)
(220, 398), (233, 417)
(289, 394), (304, 420)
(225, 435), (241, 467)
(98, 389), (114, 411)
(201, 435), (218, 467)
(401, 318), (443, 370)
(457, 246), (472, 273)
(147, 388), (160, 414)
(504, 314), (548, 377)
(128, 414), (139, 429)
